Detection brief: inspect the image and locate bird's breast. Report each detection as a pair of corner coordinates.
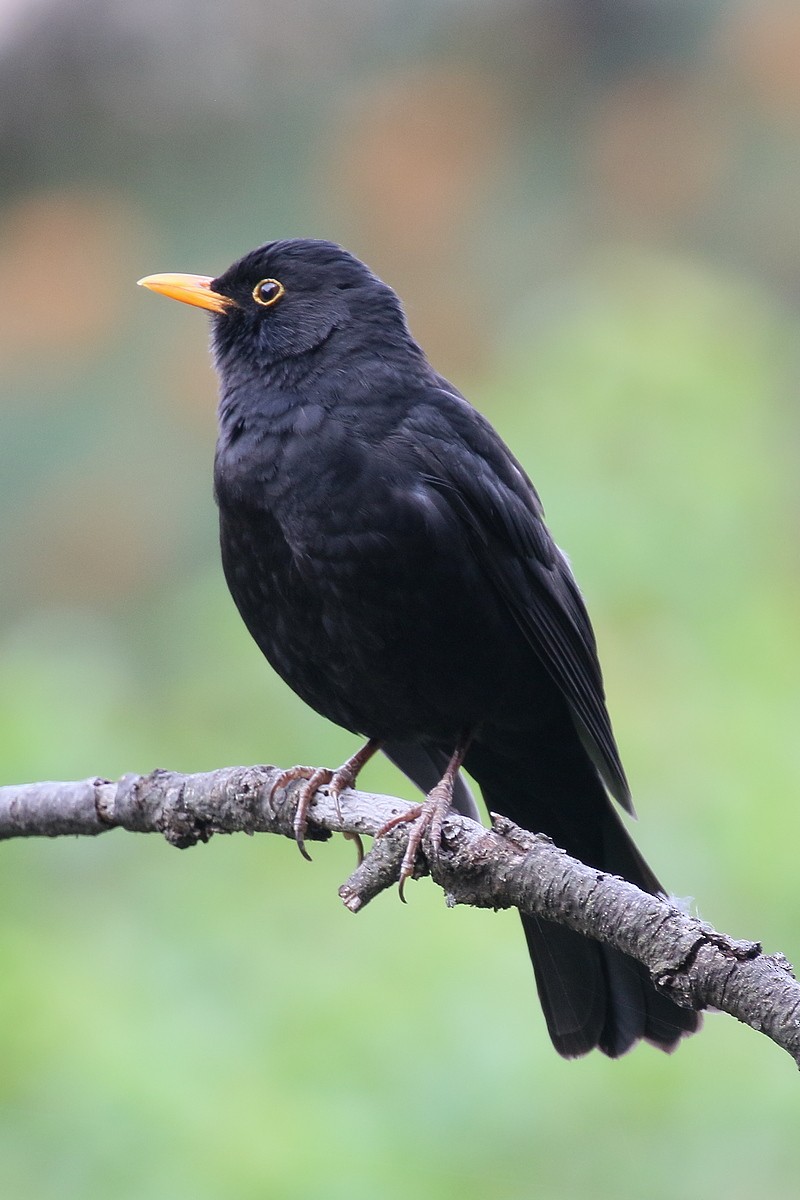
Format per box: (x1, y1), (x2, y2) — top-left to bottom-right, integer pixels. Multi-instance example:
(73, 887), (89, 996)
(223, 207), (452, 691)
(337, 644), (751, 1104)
(214, 406), (549, 740)
(216, 467), (528, 741)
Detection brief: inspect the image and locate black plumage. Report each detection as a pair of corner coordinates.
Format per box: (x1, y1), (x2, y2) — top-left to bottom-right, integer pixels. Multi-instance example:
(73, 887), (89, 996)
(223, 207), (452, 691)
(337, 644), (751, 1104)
(139, 239), (699, 1058)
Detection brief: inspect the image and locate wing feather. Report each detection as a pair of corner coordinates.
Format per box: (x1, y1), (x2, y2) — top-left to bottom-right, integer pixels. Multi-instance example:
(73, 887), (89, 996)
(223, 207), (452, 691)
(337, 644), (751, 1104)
(400, 393), (632, 812)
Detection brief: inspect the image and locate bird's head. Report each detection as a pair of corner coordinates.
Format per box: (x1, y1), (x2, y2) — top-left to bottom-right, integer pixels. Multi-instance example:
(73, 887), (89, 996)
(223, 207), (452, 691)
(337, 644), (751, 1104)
(138, 239), (411, 382)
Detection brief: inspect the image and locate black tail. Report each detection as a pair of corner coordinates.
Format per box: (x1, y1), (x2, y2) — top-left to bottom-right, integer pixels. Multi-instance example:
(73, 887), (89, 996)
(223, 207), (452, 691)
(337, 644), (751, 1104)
(466, 737), (700, 1058)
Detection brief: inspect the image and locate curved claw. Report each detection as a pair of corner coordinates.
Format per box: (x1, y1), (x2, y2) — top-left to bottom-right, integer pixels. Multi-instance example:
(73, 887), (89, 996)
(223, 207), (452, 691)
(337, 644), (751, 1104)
(293, 791), (315, 861)
(272, 765), (334, 861)
(377, 734), (470, 900)
(270, 740), (381, 862)
(398, 804), (432, 902)
(378, 804), (425, 903)
(343, 831), (365, 866)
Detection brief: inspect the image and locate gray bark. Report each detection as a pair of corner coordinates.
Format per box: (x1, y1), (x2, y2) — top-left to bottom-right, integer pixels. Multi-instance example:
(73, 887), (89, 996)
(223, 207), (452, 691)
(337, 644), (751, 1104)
(1, 766), (798, 1065)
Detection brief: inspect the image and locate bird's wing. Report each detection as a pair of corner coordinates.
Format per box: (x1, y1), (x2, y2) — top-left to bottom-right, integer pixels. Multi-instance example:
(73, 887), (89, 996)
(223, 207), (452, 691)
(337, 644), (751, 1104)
(398, 390), (632, 813)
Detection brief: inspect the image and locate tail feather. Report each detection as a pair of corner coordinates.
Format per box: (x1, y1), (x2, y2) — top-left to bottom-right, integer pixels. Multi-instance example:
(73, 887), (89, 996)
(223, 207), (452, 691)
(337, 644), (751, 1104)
(383, 733), (700, 1059)
(467, 736), (701, 1058)
(521, 917), (610, 1057)
(521, 914), (696, 1058)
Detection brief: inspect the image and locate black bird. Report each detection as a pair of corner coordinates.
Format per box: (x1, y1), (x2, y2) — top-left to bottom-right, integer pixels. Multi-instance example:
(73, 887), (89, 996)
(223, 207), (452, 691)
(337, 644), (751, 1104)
(139, 240), (699, 1058)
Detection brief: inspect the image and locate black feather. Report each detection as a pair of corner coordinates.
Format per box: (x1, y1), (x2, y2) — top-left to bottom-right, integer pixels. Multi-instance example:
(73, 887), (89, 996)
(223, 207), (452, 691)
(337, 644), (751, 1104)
(177, 238), (698, 1057)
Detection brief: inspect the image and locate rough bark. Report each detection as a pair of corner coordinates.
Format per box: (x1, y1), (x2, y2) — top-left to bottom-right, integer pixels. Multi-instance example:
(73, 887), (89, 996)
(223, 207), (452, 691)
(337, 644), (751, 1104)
(1, 766), (798, 1065)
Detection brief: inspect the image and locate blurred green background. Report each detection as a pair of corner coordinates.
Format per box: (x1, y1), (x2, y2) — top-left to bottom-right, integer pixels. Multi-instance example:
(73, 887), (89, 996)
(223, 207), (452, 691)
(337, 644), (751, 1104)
(1, 2), (799, 1196)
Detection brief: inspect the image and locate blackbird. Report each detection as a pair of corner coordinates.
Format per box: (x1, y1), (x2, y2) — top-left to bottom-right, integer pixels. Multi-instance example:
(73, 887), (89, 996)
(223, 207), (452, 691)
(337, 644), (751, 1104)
(139, 239), (699, 1058)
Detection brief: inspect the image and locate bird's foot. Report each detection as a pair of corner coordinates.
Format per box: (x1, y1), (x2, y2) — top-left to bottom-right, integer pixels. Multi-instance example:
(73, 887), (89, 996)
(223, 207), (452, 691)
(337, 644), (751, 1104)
(271, 738), (380, 862)
(378, 739), (469, 901)
(380, 782), (449, 902)
(271, 764), (335, 861)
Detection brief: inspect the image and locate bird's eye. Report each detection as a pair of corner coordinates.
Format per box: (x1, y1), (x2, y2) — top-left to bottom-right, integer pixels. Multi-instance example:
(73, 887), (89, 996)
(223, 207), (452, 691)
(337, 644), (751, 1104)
(252, 278), (285, 307)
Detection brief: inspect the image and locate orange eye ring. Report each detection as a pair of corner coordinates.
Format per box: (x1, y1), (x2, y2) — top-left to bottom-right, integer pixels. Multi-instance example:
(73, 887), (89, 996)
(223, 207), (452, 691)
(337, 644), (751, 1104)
(252, 278), (285, 307)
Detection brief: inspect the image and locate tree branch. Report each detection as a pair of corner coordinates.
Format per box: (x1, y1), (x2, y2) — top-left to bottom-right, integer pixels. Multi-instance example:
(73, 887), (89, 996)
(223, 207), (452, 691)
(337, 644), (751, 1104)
(1, 766), (798, 1065)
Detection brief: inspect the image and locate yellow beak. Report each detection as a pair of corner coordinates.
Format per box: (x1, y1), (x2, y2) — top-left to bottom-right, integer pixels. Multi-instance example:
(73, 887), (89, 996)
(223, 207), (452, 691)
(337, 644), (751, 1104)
(137, 272), (235, 314)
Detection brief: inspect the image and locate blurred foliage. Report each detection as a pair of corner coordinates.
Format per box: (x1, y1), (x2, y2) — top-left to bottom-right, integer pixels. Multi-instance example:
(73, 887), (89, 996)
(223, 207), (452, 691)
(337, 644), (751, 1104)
(1, 1), (799, 1197)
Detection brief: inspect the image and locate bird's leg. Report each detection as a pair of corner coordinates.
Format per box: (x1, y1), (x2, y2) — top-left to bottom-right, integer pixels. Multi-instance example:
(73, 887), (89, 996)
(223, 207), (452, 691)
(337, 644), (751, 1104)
(271, 738), (381, 861)
(379, 738), (470, 901)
